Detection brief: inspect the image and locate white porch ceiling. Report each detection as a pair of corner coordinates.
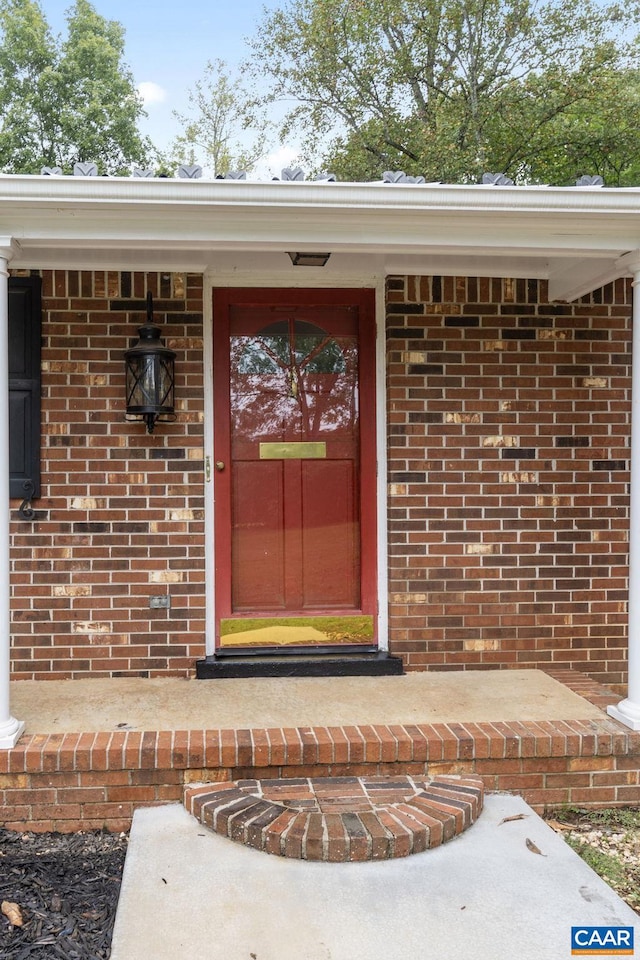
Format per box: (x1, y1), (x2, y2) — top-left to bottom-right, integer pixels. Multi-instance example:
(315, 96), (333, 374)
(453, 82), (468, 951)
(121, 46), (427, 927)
(2, 175), (640, 300)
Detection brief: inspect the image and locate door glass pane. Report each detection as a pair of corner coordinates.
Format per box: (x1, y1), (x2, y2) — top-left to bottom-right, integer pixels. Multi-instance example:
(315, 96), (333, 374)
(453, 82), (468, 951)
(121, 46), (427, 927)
(230, 319), (358, 444)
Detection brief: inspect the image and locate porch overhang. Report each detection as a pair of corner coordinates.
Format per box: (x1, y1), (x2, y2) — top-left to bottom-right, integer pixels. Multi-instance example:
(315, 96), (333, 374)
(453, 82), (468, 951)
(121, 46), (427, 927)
(1, 175), (640, 299)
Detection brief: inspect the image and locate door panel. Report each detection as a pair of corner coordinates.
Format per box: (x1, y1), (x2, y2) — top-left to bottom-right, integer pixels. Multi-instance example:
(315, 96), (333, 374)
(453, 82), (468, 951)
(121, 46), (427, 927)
(301, 459), (358, 608)
(232, 459), (285, 610)
(214, 288), (377, 650)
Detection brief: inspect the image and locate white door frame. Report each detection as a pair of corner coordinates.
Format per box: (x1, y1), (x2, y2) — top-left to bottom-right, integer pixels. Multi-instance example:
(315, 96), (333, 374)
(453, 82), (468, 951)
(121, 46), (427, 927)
(202, 268), (388, 657)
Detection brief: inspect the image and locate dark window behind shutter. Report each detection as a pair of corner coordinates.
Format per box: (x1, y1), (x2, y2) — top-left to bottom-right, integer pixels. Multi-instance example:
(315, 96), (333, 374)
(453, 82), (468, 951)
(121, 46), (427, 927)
(9, 277), (41, 500)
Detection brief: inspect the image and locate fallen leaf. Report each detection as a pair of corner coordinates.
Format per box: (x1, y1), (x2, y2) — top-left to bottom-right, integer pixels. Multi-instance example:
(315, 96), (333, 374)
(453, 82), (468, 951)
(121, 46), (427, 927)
(2, 901), (23, 927)
(499, 814), (529, 825)
(546, 819), (574, 833)
(526, 838), (546, 856)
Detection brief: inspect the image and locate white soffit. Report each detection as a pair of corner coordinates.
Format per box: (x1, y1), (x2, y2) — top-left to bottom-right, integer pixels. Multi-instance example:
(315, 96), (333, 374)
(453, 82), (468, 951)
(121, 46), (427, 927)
(1, 176), (639, 298)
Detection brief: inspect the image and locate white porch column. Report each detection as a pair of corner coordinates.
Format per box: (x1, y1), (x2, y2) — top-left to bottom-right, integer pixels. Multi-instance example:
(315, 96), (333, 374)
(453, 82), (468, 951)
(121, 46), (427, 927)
(0, 240), (24, 749)
(608, 256), (640, 729)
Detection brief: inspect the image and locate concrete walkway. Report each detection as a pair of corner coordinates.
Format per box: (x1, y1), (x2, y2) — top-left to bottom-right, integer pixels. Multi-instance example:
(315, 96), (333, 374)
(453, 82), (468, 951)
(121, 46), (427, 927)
(111, 794), (638, 960)
(10, 669), (604, 732)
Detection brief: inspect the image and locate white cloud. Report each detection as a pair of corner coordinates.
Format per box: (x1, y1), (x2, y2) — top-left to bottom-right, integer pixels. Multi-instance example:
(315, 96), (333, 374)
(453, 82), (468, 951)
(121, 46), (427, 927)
(254, 146), (302, 180)
(137, 82), (168, 107)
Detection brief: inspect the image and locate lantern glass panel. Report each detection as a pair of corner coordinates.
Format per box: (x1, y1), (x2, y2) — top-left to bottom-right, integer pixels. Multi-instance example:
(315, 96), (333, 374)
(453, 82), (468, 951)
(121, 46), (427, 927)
(126, 354), (175, 414)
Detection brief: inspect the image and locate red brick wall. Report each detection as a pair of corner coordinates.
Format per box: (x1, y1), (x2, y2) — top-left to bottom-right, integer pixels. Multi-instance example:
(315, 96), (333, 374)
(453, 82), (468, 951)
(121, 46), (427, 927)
(10, 270), (206, 679)
(7, 271), (633, 685)
(386, 276), (631, 688)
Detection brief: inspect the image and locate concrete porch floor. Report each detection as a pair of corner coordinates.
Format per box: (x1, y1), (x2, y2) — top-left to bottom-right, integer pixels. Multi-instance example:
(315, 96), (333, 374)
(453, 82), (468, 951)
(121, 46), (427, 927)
(9, 668), (607, 733)
(2, 668), (639, 832)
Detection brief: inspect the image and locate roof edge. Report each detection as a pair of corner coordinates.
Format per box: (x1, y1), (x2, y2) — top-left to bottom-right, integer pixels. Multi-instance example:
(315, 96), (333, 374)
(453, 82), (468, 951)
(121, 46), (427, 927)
(1, 174), (640, 216)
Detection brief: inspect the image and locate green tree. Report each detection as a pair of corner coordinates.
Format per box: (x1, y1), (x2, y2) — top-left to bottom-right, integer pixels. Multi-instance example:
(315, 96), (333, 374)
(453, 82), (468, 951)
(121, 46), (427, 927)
(168, 59), (268, 177)
(519, 67), (640, 186)
(0, 0), (58, 172)
(248, 0), (640, 185)
(0, 0), (151, 174)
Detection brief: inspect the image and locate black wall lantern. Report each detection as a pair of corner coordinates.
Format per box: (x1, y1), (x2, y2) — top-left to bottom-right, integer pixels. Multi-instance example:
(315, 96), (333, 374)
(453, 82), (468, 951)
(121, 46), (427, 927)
(125, 292), (176, 434)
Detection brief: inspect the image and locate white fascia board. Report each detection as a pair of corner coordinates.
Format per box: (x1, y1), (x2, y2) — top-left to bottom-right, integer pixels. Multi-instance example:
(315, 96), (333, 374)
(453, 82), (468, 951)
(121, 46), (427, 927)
(1, 176), (640, 241)
(2, 174), (640, 214)
(12, 212), (627, 257)
(3, 204), (638, 255)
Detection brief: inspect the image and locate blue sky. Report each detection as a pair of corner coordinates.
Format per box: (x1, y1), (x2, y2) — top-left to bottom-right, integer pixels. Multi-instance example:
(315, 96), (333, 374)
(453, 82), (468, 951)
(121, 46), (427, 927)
(40, 0), (298, 172)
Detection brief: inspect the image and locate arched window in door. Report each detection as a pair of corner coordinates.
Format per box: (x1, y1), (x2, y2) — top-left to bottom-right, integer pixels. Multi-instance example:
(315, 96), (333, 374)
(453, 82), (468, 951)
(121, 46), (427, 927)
(231, 317), (357, 441)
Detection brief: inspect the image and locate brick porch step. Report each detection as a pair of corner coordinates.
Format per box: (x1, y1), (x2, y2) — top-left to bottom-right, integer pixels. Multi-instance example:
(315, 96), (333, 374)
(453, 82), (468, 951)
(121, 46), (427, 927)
(184, 774), (484, 862)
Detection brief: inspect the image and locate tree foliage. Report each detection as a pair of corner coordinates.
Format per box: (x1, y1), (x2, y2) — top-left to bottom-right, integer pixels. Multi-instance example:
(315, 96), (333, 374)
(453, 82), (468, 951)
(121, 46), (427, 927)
(248, 0), (640, 185)
(168, 59), (268, 177)
(0, 0), (151, 174)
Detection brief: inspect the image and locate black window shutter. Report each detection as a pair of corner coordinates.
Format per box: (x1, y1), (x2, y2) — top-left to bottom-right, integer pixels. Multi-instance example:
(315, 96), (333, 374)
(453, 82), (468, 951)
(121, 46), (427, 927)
(9, 277), (41, 500)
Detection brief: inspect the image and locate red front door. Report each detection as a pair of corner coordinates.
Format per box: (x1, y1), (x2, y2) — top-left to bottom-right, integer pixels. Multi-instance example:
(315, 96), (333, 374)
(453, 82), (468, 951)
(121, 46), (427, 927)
(213, 288), (377, 651)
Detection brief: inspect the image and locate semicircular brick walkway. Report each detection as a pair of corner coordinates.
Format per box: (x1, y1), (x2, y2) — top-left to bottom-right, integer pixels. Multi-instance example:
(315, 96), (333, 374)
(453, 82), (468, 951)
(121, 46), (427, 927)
(185, 774), (484, 861)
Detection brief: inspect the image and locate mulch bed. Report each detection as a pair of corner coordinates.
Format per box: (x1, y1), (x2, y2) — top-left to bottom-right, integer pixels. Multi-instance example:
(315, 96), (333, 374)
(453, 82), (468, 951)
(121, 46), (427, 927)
(0, 829), (127, 959)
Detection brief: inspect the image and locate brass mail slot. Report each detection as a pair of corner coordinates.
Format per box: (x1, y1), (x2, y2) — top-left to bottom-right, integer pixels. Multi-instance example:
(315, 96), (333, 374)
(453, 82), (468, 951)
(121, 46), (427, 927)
(260, 441), (327, 460)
